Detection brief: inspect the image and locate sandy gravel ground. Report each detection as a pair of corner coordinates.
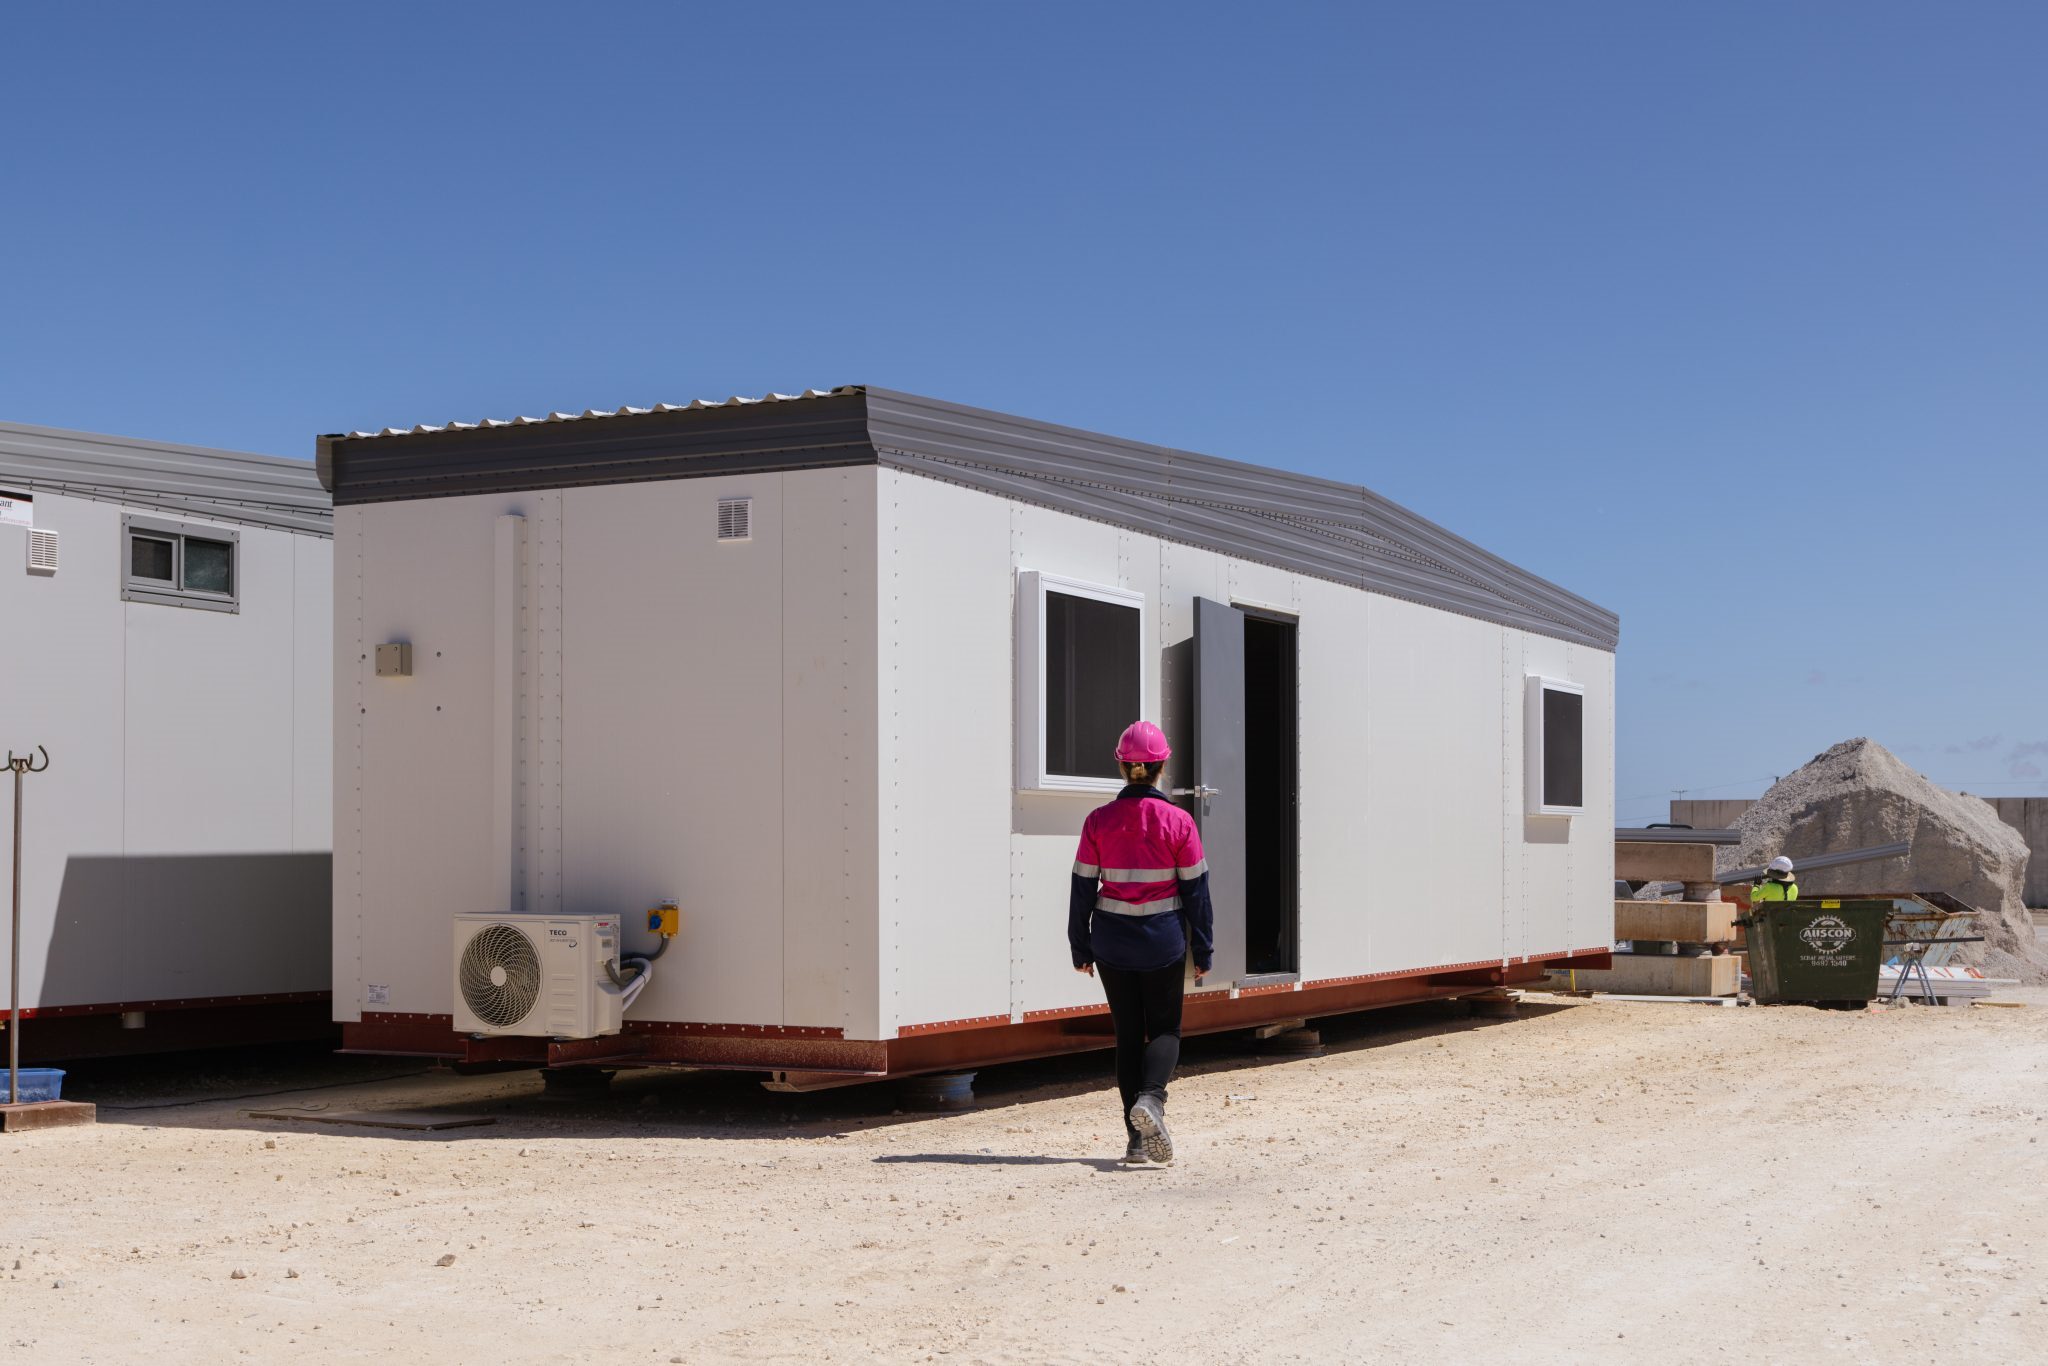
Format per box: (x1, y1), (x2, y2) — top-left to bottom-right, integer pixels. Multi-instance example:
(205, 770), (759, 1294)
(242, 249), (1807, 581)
(4, 992), (2045, 1365)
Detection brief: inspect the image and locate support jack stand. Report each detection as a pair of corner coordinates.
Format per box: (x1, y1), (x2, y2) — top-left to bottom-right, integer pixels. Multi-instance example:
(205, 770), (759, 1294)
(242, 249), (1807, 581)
(1255, 1021), (1326, 1057)
(1464, 989), (1520, 1020)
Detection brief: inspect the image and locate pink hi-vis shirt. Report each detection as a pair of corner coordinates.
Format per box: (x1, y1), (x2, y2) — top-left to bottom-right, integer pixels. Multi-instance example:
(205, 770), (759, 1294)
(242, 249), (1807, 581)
(1073, 798), (1207, 913)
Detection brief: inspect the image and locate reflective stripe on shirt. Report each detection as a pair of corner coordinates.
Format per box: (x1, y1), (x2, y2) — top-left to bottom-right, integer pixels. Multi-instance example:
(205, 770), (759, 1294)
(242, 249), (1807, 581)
(1097, 895), (1181, 915)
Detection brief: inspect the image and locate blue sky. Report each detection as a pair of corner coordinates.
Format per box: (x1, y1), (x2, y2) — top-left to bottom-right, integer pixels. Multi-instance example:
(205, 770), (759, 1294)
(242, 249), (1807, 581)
(4, 2), (2041, 820)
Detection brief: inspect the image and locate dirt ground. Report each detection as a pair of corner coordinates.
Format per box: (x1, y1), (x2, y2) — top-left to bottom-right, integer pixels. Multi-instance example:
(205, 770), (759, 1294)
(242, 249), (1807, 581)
(4, 991), (2046, 1365)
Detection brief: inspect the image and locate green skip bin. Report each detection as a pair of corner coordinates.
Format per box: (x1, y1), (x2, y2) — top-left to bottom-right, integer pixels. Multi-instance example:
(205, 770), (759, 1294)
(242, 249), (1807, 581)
(1742, 899), (1891, 1007)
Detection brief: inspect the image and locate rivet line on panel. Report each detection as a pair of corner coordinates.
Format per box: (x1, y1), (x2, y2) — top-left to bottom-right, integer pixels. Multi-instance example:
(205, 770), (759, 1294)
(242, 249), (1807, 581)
(1501, 628), (1513, 962)
(840, 474), (853, 1026)
(347, 514), (365, 1001)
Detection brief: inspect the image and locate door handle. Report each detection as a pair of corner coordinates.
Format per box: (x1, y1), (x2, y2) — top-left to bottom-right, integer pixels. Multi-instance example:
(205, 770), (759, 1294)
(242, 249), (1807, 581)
(1173, 785), (1222, 800)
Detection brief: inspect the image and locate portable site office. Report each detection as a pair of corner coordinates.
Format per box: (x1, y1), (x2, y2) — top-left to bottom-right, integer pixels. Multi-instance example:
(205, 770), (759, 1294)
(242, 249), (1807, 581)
(0, 421), (333, 1060)
(323, 387), (1617, 1085)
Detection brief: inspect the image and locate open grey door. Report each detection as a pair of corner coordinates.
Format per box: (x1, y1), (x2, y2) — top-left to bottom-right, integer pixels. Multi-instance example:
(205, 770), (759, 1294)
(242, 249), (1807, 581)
(1182, 596), (1246, 986)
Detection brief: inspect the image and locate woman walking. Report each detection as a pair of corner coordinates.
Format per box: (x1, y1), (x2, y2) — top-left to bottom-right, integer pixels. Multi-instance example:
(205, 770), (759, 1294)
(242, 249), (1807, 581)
(1068, 721), (1214, 1165)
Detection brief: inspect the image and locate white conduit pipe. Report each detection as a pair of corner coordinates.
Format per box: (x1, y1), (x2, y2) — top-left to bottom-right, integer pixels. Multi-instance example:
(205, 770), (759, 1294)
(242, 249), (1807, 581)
(619, 956), (653, 1012)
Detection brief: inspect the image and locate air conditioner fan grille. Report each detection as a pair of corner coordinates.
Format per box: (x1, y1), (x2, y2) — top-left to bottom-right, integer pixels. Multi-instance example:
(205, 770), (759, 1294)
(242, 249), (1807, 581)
(458, 922), (543, 1028)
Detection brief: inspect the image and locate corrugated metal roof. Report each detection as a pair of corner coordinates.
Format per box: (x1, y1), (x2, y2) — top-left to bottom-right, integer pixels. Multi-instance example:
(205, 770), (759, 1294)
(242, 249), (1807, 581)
(335, 388), (855, 440)
(319, 386), (1618, 650)
(1, 420), (331, 537)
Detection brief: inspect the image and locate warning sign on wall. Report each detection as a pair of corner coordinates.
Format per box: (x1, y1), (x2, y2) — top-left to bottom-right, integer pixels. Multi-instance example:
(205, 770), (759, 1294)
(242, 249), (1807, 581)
(0, 489), (31, 529)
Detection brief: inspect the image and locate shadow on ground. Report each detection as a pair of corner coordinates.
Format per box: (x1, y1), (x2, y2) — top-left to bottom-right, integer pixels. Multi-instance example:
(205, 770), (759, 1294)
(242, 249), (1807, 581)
(52, 996), (1576, 1145)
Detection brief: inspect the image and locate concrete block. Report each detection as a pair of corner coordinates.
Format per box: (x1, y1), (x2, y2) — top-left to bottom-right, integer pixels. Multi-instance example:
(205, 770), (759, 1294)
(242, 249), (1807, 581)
(1547, 952), (1739, 997)
(1669, 799), (1757, 829)
(1614, 841), (1717, 884)
(1614, 899), (1738, 944)
(1989, 797), (2048, 908)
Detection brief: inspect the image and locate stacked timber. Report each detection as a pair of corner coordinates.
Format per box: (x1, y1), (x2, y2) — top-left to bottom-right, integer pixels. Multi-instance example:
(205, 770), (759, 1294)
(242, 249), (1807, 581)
(1549, 840), (1740, 997)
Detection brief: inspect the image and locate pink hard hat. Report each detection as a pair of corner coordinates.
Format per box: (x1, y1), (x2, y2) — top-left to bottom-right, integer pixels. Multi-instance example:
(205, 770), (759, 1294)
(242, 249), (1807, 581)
(1114, 721), (1171, 764)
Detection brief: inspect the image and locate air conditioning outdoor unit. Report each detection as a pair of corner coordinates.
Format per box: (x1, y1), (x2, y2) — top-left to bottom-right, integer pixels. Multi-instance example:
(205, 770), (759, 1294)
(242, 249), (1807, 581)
(452, 913), (626, 1039)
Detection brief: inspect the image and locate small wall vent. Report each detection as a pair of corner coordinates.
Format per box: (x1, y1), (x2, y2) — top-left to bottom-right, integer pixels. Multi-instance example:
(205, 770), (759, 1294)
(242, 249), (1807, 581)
(27, 528), (58, 575)
(717, 497), (752, 542)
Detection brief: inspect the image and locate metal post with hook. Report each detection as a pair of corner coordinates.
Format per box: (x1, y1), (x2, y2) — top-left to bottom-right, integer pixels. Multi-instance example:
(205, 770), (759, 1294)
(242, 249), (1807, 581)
(7, 745), (49, 1107)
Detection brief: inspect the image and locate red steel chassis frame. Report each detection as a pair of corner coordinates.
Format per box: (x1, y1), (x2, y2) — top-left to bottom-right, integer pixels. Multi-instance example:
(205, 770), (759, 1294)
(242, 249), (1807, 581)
(342, 949), (1612, 1086)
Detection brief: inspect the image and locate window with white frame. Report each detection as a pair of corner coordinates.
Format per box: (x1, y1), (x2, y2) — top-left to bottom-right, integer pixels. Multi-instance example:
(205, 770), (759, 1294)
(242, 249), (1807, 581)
(1526, 675), (1585, 815)
(122, 514), (239, 613)
(1017, 571), (1144, 792)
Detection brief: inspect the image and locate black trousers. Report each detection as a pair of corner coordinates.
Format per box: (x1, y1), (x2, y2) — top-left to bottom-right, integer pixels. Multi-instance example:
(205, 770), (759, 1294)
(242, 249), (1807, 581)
(1097, 961), (1185, 1141)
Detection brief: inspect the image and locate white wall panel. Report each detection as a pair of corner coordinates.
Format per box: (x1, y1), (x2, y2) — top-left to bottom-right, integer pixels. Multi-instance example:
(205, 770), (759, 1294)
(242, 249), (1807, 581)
(782, 469), (880, 1034)
(293, 534), (333, 853)
(563, 479), (786, 1027)
(334, 508), (365, 1019)
(124, 523), (297, 854)
(1360, 597), (1507, 973)
(877, 470), (1013, 1031)
(1294, 577), (1372, 977)
(1012, 835), (1102, 1015)
(353, 494), (524, 1017)
(0, 497), (126, 1005)
(1499, 628), (1527, 961)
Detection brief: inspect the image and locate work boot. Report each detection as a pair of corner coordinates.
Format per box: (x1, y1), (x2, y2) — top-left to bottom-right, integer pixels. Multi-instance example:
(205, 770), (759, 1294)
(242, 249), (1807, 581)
(1129, 1094), (1173, 1165)
(1121, 1138), (1149, 1165)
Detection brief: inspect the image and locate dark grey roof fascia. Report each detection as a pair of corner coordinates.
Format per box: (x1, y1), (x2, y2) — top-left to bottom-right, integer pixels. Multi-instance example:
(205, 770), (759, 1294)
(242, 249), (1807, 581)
(320, 387), (1617, 650)
(1, 420), (332, 537)
(315, 390), (873, 502)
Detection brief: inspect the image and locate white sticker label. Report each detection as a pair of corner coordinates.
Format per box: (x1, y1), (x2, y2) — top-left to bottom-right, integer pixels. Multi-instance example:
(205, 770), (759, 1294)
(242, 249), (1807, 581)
(365, 983), (391, 1005)
(0, 490), (31, 529)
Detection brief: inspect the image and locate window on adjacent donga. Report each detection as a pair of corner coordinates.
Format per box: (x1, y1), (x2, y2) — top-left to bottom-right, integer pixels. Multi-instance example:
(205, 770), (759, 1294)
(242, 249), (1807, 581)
(1044, 590), (1141, 782)
(122, 517), (239, 612)
(182, 537), (233, 594)
(131, 535), (176, 582)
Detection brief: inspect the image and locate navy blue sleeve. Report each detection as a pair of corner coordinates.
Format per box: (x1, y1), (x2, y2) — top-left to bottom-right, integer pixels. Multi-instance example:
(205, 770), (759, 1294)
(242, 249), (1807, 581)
(1069, 874), (1096, 968)
(1178, 871), (1214, 972)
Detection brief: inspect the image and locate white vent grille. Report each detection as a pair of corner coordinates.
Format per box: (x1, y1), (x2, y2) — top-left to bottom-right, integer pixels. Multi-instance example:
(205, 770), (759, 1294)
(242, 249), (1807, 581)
(717, 497), (752, 542)
(27, 528), (58, 575)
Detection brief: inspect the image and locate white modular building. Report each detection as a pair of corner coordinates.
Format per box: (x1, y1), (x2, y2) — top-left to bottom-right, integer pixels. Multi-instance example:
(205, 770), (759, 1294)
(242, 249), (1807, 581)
(322, 388), (1616, 1083)
(0, 421), (333, 1059)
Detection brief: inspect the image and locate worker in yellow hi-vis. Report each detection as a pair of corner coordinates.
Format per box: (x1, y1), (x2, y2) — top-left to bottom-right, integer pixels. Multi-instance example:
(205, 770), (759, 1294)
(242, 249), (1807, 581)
(1751, 855), (1799, 905)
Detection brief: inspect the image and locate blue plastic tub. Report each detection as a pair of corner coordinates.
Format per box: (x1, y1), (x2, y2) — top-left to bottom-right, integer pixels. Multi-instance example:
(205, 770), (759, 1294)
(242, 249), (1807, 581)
(4, 1068), (65, 1103)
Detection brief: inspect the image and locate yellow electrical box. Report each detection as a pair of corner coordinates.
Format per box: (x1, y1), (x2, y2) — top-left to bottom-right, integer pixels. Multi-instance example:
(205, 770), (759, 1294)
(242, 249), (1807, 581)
(648, 901), (680, 937)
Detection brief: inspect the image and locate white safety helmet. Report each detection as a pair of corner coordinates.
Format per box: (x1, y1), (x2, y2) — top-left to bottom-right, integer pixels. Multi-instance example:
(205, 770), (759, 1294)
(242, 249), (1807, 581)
(1766, 855), (1795, 877)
